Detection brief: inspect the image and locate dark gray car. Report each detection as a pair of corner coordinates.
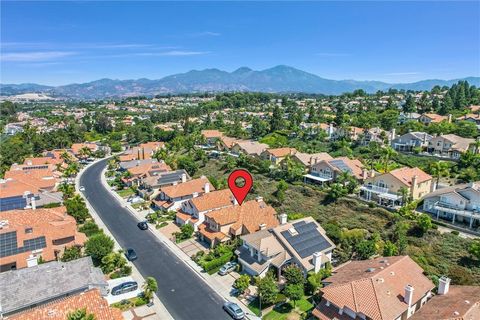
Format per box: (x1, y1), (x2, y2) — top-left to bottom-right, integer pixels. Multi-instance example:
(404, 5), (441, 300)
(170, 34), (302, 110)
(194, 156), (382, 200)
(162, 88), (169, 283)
(111, 281), (138, 296)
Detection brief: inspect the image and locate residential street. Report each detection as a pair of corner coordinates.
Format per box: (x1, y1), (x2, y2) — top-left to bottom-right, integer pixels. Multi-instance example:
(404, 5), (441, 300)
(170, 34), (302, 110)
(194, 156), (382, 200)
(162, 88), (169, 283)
(79, 159), (229, 320)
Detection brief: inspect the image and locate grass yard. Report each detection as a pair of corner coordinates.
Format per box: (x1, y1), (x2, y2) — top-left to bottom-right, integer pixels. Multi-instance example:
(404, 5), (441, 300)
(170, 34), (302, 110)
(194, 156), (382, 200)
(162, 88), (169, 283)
(117, 188), (136, 198)
(263, 297), (314, 320)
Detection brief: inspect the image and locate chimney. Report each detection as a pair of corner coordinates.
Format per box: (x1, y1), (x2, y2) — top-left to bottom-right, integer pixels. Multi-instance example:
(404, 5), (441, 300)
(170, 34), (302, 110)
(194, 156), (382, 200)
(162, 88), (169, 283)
(404, 285), (415, 306)
(447, 114), (452, 123)
(361, 168), (368, 180)
(314, 157), (318, 164)
(181, 173), (187, 183)
(204, 182), (210, 194)
(310, 156), (313, 166)
(438, 276), (451, 295)
(279, 213), (287, 225)
(259, 223), (267, 230)
(231, 196), (238, 205)
(370, 169), (375, 178)
(313, 252), (323, 273)
(391, 128), (396, 140)
(411, 175), (418, 195)
(31, 196), (36, 210)
(142, 148), (145, 160)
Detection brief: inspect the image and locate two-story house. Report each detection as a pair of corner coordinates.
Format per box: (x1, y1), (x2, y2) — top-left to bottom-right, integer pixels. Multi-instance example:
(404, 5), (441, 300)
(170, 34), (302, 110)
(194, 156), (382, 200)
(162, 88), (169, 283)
(418, 113), (451, 125)
(152, 176), (214, 211)
(231, 140), (269, 157)
(422, 182), (480, 229)
(391, 132), (433, 152)
(0, 207), (86, 272)
(427, 134), (477, 159)
(201, 129), (224, 146)
(304, 157), (366, 185)
(119, 141), (165, 162)
(410, 277), (480, 320)
(261, 148), (297, 165)
(360, 167), (432, 207)
(198, 197), (278, 248)
(176, 189), (235, 231)
(313, 256), (435, 320)
(121, 160), (171, 187)
(289, 152), (333, 170)
(236, 216), (335, 278)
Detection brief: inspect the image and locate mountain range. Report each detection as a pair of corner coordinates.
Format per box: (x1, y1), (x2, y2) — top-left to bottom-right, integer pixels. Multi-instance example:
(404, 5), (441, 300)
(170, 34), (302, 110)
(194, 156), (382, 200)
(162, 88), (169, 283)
(1, 65), (478, 100)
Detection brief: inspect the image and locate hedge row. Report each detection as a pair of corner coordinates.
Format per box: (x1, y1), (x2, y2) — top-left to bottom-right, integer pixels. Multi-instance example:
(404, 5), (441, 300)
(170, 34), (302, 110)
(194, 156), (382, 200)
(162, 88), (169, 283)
(201, 252), (233, 272)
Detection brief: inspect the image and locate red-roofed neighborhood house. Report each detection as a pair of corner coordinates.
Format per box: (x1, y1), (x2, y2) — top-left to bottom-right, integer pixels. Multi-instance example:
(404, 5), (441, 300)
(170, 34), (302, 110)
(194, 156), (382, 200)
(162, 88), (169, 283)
(312, 256), (435, 320)
(360, 167), (432, 207)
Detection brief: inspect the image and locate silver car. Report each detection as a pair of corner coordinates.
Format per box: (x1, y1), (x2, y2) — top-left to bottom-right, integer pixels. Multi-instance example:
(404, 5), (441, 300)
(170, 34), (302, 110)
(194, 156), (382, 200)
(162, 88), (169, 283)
(218, 261), (237, 276)
(223, 301), (244, 319)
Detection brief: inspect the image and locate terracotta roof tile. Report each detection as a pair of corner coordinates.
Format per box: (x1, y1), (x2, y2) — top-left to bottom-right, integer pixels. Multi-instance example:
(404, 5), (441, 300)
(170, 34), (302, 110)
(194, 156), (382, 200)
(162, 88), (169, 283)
(389, 167), (432, 186)
(201, 130), (224, 139)
(265, 148), (297, 158)
(8, 289), (123, 320)
(160, 176), (214, 199)
(189, 189), (234, 212)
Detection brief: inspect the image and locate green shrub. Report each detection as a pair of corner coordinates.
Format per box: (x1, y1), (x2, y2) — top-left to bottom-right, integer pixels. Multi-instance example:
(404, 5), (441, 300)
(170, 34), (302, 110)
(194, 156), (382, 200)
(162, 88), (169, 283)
(451, 230), (460, 236)
(157, 222), (168, 229)
(201, 252), (233, 272)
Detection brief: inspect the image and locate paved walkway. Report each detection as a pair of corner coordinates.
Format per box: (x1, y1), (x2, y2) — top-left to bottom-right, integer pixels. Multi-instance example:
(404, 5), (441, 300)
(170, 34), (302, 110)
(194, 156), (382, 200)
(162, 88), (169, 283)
(99, 165), (259, 318)
(76, 158), (174, 320)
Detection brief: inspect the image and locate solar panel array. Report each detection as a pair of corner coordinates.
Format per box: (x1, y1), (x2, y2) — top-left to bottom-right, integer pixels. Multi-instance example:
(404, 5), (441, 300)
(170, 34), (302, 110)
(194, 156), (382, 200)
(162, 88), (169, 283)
(0, 231), (47, 258)
(330, 159), (352, 173)
(0, 197), (27, 212)
(281, 221), (332, 259)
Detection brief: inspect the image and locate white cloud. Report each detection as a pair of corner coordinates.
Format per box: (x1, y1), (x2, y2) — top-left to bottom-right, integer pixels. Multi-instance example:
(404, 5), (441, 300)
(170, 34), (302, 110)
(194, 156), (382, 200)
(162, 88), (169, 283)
(1, 51), (77, 62)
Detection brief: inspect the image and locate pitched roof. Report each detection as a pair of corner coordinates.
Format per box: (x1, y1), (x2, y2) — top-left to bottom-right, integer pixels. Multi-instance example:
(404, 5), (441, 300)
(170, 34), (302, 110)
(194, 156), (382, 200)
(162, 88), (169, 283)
(23, 157), (62, 166)
(71, 143), (98, 155)
(201, 130), (224, 139)
(8, 289), (123, 320)
(422, 113), (448, 122)
(439, 134), (475, 152)
(160, 176), (214, 199)
(220, 136), (239, 149)
(421, 181), (480, 200)
(293, 152), (333, 167)
(410, 286), (480, 320)
(0, 257), (107, 316)
(265, 147), (297, 158)
(319, 256), (435, 320)
(189, 189), (234, 212)
(206, 199), (278, 233)
(389, 167), (432, 187)
(328, 157), (365, 179)
(127, 161), (171, 176)
(234, 140), (269, 156)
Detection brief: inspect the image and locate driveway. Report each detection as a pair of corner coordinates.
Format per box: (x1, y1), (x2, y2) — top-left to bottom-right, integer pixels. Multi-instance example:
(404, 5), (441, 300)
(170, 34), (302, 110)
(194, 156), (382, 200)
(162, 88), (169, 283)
(80, 159), (229, 320)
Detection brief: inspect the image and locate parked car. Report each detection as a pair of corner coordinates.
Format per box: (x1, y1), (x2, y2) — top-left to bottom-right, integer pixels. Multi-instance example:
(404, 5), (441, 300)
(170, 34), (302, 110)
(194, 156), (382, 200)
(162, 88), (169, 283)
(218, 261), (237, 276)
(137, 221), (148, 230)
(125, 248), (137, 261)
(79, 186), (85, 192)
(223, 301), (244, 319)
(111, 281), (138, 296)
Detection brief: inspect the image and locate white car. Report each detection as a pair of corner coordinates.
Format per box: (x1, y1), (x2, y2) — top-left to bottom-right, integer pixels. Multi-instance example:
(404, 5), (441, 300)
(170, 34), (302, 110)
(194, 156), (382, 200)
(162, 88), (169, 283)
(79, 186), (85, 192)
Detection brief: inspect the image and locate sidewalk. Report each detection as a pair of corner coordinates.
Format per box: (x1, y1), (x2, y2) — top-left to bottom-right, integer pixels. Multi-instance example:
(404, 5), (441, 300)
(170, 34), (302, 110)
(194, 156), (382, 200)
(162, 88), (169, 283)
(100, 166), (258, 318)
(76, 158), (174, 320)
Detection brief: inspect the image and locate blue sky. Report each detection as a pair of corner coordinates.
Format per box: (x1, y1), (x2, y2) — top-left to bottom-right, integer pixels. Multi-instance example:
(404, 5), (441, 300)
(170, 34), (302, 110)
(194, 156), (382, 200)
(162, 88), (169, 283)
(1, 1), (479, 85)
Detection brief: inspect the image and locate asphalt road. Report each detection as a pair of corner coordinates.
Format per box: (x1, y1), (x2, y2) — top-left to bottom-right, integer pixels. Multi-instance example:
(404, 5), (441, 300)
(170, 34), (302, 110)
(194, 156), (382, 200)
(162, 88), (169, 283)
(80, 159), (228, 320)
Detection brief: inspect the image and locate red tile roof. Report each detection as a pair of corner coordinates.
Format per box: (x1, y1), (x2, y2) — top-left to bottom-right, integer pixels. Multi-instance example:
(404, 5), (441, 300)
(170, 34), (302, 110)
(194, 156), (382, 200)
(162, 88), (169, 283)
(389, 167), (432, 186)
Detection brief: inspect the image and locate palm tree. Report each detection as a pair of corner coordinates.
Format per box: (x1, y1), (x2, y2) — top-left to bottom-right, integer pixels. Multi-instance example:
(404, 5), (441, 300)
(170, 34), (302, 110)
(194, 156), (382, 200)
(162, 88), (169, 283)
(380, 147), (397, 173)
(429, 161), (450, 190)
(470, 139), (480, 154)
(79, 146), (92, 160)
(143, 277), (158, 301)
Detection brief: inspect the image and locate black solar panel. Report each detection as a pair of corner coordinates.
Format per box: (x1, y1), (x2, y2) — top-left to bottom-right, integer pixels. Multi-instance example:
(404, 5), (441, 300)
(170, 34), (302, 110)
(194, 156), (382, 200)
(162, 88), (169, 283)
(0, 231), (47, 258)
(281, 222), (332, 258)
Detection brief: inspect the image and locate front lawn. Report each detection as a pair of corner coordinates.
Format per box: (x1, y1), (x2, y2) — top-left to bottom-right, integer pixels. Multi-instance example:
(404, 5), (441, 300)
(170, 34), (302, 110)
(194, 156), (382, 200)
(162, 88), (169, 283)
(263, 296), (314, 320)
(117, 188), (136, 198)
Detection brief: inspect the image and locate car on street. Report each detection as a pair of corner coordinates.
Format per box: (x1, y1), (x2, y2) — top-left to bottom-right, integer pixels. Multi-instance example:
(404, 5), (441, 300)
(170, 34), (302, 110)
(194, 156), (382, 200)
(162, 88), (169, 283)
(223, 301), (244, 319)
(218, 261), (237, 276)
(125, 248), (137, 261)
(111, 281), (138, 296)
(137, 221), (148, 230)
(79, 186), (85, 192)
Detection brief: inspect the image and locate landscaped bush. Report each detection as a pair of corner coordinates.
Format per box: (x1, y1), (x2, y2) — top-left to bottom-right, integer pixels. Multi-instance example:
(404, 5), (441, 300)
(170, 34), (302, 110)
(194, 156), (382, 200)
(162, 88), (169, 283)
(79, 220), (102, 237)
(201, 251), (233, 272)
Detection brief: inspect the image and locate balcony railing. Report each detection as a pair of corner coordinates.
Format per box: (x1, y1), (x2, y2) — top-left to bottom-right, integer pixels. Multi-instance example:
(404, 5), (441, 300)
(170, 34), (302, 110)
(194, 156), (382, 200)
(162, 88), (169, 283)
(434, 201), (480, 216)
(310, 172), (334, 180)
(361, 184), (390, 194)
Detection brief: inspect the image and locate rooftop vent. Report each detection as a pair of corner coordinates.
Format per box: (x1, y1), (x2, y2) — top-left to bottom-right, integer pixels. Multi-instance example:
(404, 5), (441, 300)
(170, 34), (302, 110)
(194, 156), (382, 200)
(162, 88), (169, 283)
(288, 227), (298, 236)
(390, 271), (395, 276)
(366, 268), (376, 272)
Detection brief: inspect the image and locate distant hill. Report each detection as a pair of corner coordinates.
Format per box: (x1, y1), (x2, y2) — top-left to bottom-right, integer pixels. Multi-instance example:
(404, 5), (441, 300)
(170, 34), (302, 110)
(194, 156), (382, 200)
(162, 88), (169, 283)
(1, 66), (478, 99)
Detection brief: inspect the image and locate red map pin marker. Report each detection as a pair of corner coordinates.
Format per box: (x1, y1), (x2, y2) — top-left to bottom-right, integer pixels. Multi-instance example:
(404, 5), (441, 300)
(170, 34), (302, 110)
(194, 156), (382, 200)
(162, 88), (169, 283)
(228, 169), (253, 205)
